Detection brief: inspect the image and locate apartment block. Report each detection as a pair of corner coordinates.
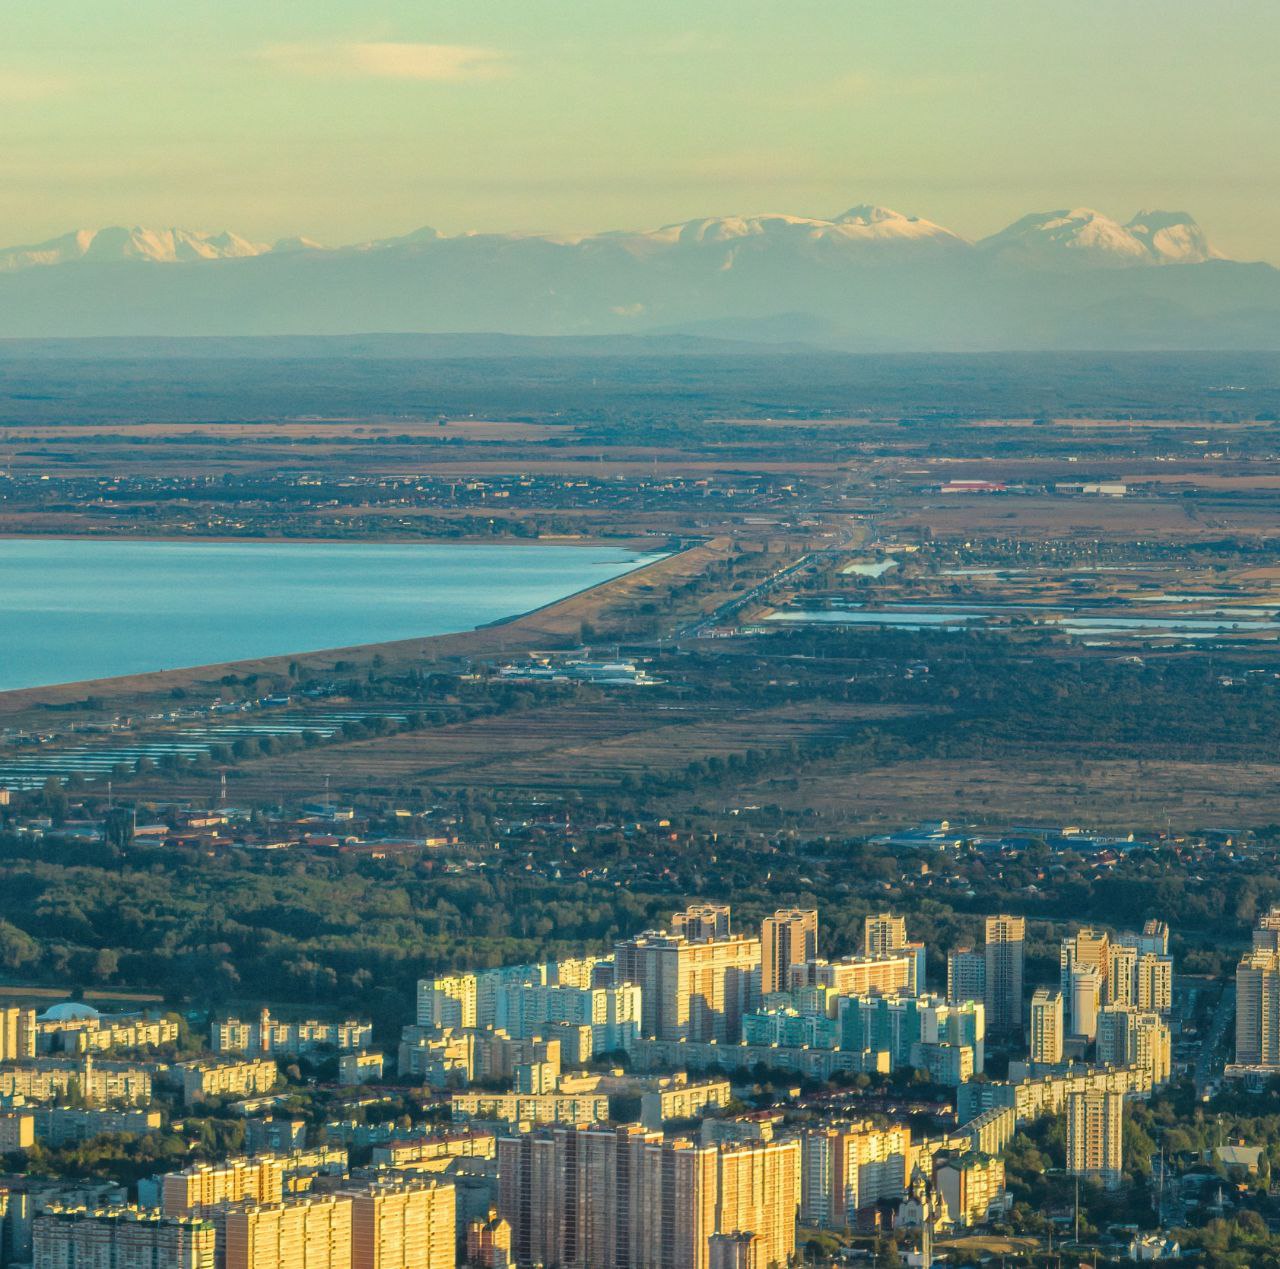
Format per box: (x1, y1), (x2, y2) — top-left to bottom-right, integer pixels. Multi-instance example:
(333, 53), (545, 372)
(708, 1232), (766, 1269)
(178, 1058), (279, 1105)
(0, 1007), (36, 1062)
(863, 913), (907, 958)
(466, 1209), (512, 1269)
(1236, 945), (1280, 1066)
(221, 1195), (353, 1269)
(983, 915), (1025, 1035)
(246, 1118), (308, 1155)
(33, 1207), (214, 1269)
(448, 1091), (609, 1128)
(1107, 944), (1138, 1008)
(741, 1009), (837, 1050)
(614, 931), (761, 1043)
(1066, 1090), (1124, 1188)
(162, 1157), (286, 1216)
(40, 1014), (179, 1056)
(497, 1124), (797, 1269)
(631, 1037), (890, 1083)
(640, 1077), (732, 1129)
(1060, 929), (1111, 1005)
(0, 1113), (33, 1153)
(672, 903), (733, 942)
(955, 1105), (1015, 1157)
(31, 1106), (162, 1147)
(1097, 1007), (1171, 1086)
(788, 950), (919, 999)
(0, 1056), (152, 1106)
(934, 1153), (1005, 1227)
(494, 981), (641, 1056)
(1134, 954), (1173, 1016)
(1068, 966), (1102, 1042)
(837, 993), (984, 1078)
(345, 1180), (455, 1269)
(1029, 989), (1064, 1065)
(339, 1052), (385, 1086)
(800, 1121), (911, 1228)
(399, 1030), (561, 1090)
(417, 976), (479, 1030)
(760, 909), (818, 996)
(956, 1062), (1153, 1127)
(946, 949), (986, 1006)
(372, 1131), (495, 1169)
(212, 1008), (372, 1057)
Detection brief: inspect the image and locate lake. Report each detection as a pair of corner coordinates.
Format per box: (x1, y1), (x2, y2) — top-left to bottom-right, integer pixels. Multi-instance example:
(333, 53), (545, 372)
(0, 539), (661, 691)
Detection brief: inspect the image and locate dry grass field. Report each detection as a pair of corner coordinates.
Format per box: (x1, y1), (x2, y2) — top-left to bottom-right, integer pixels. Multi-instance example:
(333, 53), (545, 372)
(118, 698), (928, 804)
(684, 751), (1280, 833)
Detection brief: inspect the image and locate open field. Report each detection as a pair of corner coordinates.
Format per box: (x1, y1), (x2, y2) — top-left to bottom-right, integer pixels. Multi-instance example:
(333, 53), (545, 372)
(6, 347), (1280, 841)
(684, 752), (1280, 834)
(115, 699), (928, 804)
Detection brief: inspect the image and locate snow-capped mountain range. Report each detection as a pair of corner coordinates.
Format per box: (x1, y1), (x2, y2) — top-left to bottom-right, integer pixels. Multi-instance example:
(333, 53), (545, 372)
(0, 205), (1230, 271)
(0, 226), (271, 271)
(0, 204), (1274, 349)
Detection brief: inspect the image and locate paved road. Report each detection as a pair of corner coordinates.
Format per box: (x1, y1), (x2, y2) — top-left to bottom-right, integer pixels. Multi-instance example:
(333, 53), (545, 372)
(1194, 980), (1234, 1097)
(676, 520), (871, 639)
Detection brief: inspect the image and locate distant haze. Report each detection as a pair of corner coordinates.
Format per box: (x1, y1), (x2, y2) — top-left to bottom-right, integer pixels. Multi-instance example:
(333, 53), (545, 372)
(0, 204), (1277, 350)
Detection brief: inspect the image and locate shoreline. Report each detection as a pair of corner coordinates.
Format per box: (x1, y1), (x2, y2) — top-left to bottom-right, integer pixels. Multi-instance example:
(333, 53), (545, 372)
(0, 530), (660, 550)
(0, 537), (719, 716)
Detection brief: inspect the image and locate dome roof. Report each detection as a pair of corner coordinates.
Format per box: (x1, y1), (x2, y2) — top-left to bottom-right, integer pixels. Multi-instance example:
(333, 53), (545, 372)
(40, 1001), (101, 1022)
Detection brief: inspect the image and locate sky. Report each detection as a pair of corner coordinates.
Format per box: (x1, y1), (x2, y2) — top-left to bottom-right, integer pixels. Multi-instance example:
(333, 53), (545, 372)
(3, 0), (1277, 260)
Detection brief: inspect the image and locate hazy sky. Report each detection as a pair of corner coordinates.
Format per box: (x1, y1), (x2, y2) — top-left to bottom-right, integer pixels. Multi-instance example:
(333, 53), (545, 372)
(4, 1), (1277, 259)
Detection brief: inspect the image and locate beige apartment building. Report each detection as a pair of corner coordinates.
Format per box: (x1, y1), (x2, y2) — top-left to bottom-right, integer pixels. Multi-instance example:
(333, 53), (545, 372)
(787, 951), (917, 999)
(956, 1105), (1016, 1157)
(466, 1209), (513, 1269)
(1134, 953), (1173, 1015)
(213, 1008), (372, 1057)
(935, 1153), (1006, 1227)
(800, 1121), (911, 1228)
(672, 903), (734, 942)
(222, 1195), (353, 1269)
(641, 1077), (732, 1129)
(0, 1055), (152, 1106)
(1097, 1006), (1171, 1086)
(33, 1207), (215, 1269)
(1060, 928), (1111, 1006)
(614, 930), (761, 1043)
(346, 1181), (455, 1269)
(760, 909), (818, 996)
(862, 913), (907, 958)
(162, 1157), (286, 1215)
(1066, 1090), (1124, 1187)
(1029, 989), (1064, 1065)
(178, 1057), (279, 1105)
(449, 1090), (609, 1127)
(498, 1124), (798, 1269)
(0, 1006), (36, 1061)
(1236, 945), (1280, 1066)
(417, 975), (479, 1030)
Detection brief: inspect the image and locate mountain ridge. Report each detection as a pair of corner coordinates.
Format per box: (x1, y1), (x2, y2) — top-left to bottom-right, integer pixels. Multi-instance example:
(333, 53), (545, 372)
(0, 204), (1246, 270)
(0, 204), (1275, 350)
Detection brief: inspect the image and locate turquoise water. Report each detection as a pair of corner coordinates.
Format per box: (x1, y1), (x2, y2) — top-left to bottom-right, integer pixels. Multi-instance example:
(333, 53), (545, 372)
(0, 539), (660, 691)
